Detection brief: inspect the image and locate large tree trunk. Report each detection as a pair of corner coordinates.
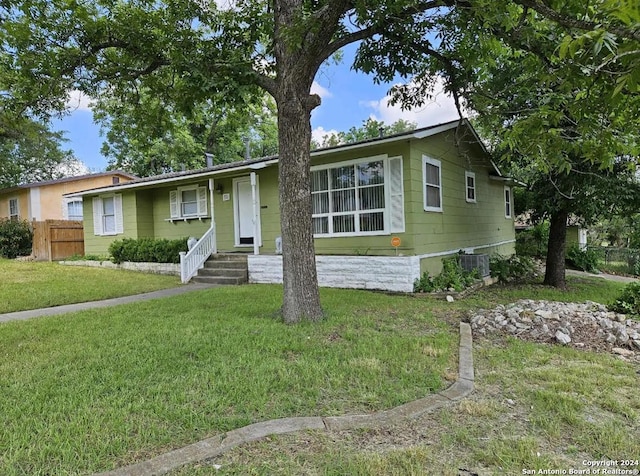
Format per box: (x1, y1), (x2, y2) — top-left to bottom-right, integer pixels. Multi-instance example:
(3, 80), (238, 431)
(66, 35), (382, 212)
(275, 90), (323, 323)
(543, 209), (569, 288)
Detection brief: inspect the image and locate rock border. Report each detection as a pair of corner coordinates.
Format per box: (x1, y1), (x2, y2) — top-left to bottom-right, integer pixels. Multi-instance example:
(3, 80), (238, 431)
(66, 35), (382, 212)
(96, 323), (474, 476)
(59, 260), (180, 276)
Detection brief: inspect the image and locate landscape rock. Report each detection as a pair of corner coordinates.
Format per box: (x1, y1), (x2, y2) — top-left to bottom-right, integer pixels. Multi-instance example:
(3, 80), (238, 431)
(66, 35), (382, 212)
(555, 330), (571, 345)
(469, 299), (640, 362)
(612, 348), (635, 357)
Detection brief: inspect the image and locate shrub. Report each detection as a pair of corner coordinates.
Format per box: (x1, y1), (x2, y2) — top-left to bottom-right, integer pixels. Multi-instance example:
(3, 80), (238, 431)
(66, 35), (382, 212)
(609, 282), (640, 317)
(414, 256), (480, 293)
(566, 244), (601, 273)
(108, 237), (189, 264)
(515, 223), (549, 257)
(0, 219), (33, 258)
(490, 254), (537, 284)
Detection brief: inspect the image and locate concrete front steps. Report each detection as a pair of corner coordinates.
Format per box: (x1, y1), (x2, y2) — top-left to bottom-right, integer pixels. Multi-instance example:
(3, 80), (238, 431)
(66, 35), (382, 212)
(191, 253), (248, 285)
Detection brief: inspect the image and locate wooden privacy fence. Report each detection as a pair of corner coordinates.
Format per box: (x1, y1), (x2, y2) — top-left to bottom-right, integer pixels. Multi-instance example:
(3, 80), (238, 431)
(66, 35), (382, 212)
(32, 220), (84, 261)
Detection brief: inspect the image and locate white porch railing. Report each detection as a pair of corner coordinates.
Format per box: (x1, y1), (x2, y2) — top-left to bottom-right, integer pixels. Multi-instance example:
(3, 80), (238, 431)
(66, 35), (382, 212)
(180, 226), (216, 283)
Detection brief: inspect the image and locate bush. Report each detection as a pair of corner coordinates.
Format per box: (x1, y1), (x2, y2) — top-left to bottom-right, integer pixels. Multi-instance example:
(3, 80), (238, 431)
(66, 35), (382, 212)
(515, 223), (549, 257)
(414, 256), (480, 293)
(490, 254), (537, 284)
(566, 244), (601, 273)
(609, 282), (640, 317)
(0, 219), (33, 258)
(108, 237), (189, 264)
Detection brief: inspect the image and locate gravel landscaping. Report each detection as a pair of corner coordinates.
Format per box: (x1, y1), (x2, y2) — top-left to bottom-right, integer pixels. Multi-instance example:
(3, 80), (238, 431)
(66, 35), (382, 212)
(469, 299), (640, 362)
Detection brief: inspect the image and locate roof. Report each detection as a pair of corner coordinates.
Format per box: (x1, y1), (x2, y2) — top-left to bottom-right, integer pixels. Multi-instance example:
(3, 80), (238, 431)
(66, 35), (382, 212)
(1, 170), (138, 194)
(67, 118), (499, 197)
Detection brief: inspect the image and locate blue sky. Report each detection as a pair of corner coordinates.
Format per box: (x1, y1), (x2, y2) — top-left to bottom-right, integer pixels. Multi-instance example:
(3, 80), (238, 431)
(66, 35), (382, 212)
(54, 42), (459, 172)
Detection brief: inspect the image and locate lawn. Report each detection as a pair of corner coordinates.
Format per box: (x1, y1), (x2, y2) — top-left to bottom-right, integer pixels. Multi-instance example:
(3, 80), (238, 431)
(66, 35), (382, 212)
(0, 259), (179, 313)
(1, 270), (637, 476)
(0, 284), (456, 475)
(167, 279), (640, 476)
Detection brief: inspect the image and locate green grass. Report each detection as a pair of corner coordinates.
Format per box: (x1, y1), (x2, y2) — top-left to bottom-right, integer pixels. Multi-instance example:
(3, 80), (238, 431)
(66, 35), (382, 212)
(0, 259), (179, 313)
(169, 276), (639, 476)
(0, 270), (634, 475)
(0, 285), (456, 475)
(460, 275), (626, 310)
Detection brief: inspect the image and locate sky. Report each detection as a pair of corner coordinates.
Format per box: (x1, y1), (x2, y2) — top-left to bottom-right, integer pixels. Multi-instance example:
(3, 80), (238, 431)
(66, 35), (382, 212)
(53, 42), (460, 173)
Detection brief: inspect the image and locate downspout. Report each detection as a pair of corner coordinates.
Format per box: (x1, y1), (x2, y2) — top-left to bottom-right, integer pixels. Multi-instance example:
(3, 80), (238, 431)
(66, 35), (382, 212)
(208, 178), (217, 254)
(250, 172), (259, 255)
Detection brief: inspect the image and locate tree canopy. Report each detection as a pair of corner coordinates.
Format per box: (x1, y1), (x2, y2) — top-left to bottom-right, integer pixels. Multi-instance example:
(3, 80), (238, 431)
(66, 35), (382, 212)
(311, 118), (417, 149)
(94, 90), (278, 177)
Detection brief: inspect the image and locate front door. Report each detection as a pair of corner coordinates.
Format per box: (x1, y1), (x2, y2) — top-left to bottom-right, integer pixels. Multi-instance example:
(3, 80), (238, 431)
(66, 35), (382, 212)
(233, 177), (261, 247)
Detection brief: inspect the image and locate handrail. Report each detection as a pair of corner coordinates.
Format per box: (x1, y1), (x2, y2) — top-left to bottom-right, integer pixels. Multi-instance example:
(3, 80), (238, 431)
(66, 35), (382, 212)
(180, 226), (216, 283)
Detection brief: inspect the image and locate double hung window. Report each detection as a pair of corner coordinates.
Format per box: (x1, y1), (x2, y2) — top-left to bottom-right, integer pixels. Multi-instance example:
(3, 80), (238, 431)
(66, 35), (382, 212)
(93, 194), (123, 235)
(465, 171), (476, 203)
(8, 198), (18, 220)
(423, 156), (442, 212)
(504, 187), (512, 218)
(169, 186), (207, 219)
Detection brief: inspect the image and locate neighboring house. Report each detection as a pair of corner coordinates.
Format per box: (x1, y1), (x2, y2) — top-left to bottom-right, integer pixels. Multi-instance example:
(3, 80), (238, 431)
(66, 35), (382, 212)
(69, 119), (516, 292)
(0, 171), (138, 222)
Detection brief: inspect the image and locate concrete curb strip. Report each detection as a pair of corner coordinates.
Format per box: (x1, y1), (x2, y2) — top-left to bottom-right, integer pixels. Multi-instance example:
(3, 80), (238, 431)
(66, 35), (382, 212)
(0, 284), (216, 323)
(97, 322), (474, 476)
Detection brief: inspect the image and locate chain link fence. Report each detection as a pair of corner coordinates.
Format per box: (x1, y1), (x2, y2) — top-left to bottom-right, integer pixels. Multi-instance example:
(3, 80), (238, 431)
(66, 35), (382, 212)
(589, 246), (640, 275)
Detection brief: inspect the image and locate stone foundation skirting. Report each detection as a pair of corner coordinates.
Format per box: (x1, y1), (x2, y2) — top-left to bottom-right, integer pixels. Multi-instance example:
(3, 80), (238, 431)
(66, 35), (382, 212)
(248, 255), (420, 293)
(59, 260), (180, 276)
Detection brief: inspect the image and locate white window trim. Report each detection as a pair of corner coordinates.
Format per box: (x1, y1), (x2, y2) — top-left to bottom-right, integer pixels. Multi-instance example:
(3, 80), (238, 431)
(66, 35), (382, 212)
(465, 171), (476, 203)
(62, 197), (84, 220)
(422, 156), (443, 212)
(8, 197), (19, 219)
(311, 154), (404, 238)
(504, 186), (512, 219)
(169, 185), (208, 221)
(93, 194), (123, 236)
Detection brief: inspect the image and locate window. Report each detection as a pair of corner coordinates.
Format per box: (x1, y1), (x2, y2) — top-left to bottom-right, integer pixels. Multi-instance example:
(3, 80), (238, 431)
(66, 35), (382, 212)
(465, 171), (476, 203)
(311, 156), (404, 236)
(504, 186), (512, 218)
(423, 156), (442, 212)
(169, 186), (207, 219)
(92, 194), (123, 235)
(67, 200), (83, 220)
(8, 198), (18, 220)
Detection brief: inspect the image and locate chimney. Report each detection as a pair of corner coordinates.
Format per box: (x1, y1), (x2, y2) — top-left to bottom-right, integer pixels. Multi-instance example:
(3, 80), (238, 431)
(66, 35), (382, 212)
(204, 152), (214, 168)
(378, 126), (385, 138)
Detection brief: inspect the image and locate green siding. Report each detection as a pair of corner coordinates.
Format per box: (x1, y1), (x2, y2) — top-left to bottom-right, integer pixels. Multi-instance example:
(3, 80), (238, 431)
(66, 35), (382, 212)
(151, 183), (211, 241)
(83, 191), (140, 255)
(405, 130), (515, 258)
(135, 189), (155, 238)
(82, 124), (515, 260)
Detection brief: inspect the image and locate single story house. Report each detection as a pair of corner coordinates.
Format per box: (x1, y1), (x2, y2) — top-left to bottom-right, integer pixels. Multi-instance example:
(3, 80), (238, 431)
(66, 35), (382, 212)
(68, 119), (515, 292)
(0, 171), (137, 222)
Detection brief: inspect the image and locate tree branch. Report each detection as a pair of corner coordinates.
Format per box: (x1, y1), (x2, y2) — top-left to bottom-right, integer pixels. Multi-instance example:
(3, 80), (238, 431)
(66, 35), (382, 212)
(514, 0), (640, 42)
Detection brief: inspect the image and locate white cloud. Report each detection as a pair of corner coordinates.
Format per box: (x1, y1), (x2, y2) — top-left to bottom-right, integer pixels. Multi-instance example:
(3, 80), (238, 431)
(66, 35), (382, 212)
(65, 90), (93, 112)
(362, 77), (463, 128)
(312, 126), (339, 143)
(311, 81), (333, 100)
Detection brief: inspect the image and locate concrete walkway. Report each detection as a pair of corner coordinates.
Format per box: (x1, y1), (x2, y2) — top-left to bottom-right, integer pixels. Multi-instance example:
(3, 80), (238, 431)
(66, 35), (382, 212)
(96, 323), (474, 476)
(566, 268), (638, 284)
(0, 283), (217, 324)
